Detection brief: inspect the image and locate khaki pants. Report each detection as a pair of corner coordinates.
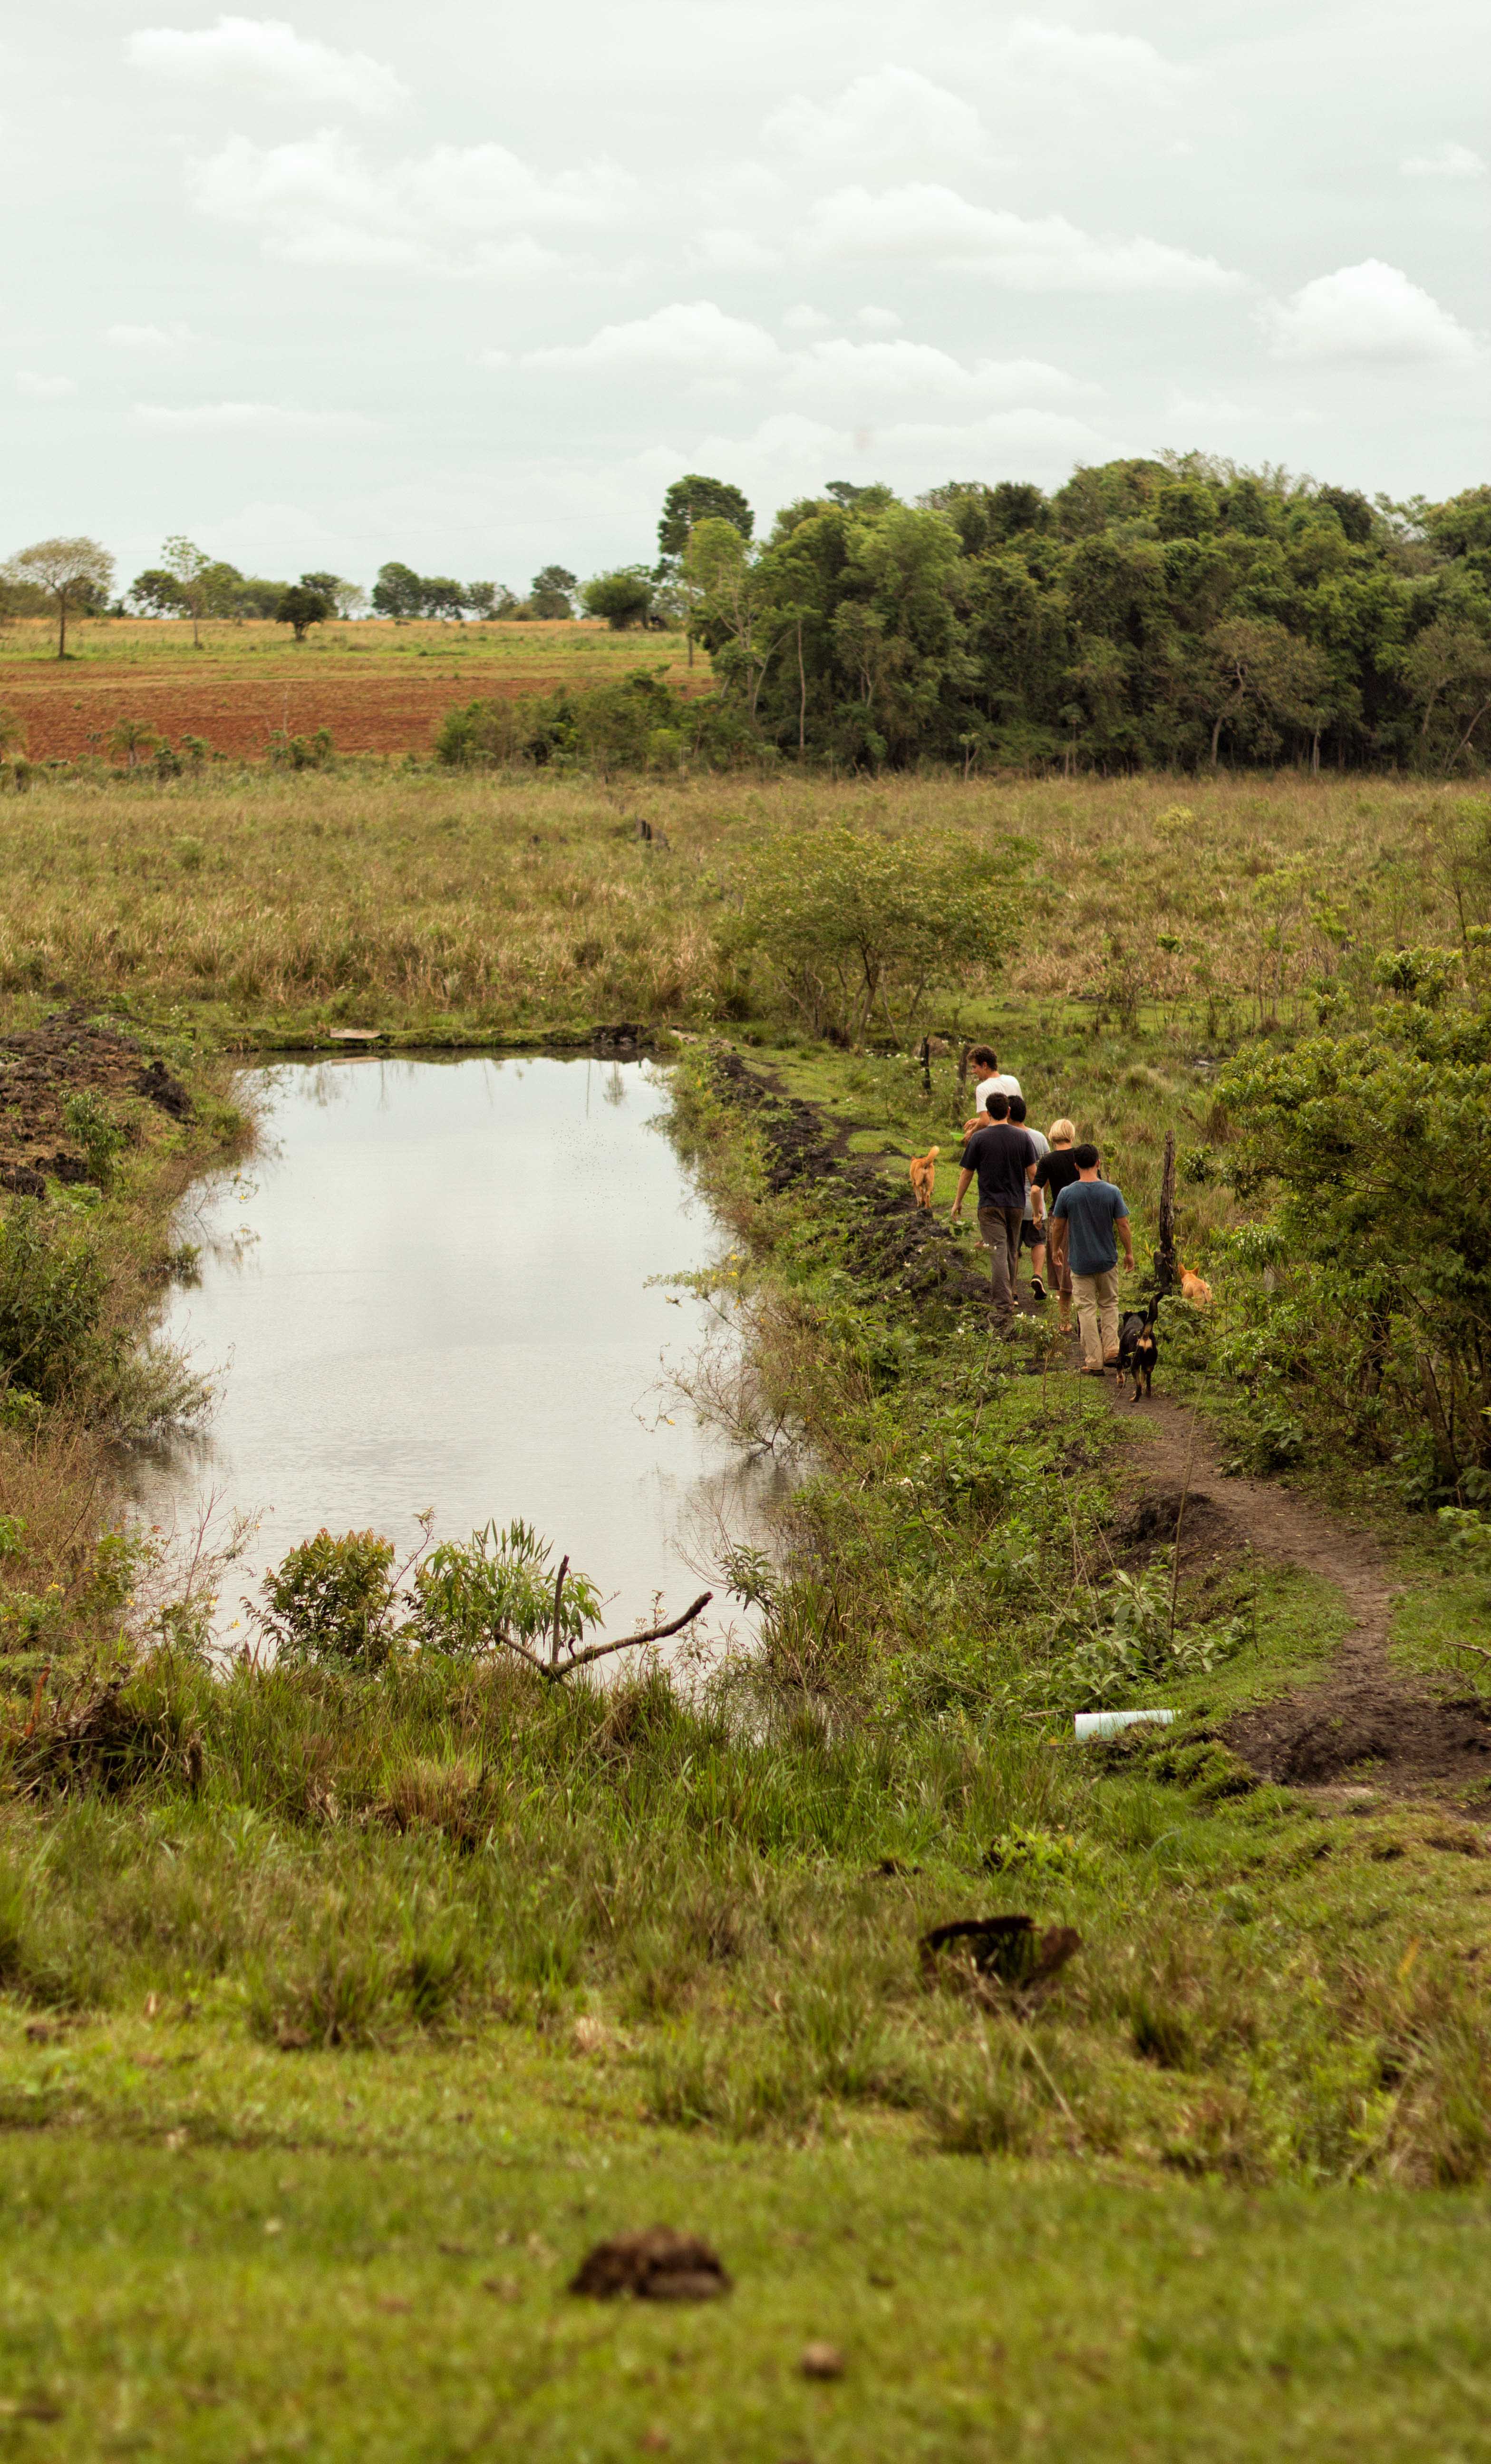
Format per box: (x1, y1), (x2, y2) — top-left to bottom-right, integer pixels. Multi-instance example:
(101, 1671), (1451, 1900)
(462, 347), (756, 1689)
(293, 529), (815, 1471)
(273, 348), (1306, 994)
(1071, 1267), (1119, 1368)
(977, 1203), (1023, 1325)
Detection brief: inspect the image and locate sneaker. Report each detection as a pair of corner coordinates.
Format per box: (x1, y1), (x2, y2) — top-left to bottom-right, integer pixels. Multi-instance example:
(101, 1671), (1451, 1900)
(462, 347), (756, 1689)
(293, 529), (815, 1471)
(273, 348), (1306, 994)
(1030, 1275), (1046, 1300)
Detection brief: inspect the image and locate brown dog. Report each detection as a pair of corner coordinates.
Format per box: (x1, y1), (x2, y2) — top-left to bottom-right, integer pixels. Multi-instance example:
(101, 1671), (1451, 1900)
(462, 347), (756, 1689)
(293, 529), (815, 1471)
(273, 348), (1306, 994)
(909, 1145), (939, 1209)
(1180, 1266), (1212, 1306)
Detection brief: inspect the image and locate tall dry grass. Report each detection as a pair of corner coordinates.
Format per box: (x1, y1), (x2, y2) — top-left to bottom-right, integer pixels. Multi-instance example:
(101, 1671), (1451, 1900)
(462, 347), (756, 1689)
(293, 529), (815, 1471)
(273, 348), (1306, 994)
(0, 765), (1480, 1039)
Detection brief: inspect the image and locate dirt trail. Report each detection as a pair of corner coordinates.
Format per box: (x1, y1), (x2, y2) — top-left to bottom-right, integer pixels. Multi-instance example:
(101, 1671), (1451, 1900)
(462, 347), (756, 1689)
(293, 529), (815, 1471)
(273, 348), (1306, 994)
(1106, 1384), (1491, 1800)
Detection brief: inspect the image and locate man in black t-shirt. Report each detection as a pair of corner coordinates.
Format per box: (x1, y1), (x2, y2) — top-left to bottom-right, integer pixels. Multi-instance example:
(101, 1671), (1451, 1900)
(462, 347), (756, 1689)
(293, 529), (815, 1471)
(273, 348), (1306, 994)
(950, 1091), (1037, 1325)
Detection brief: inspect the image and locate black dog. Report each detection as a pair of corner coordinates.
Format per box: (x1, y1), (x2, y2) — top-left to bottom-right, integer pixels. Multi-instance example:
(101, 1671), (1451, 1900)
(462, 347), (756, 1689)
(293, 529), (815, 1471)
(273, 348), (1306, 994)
(1116, 1300), (1159, 1401)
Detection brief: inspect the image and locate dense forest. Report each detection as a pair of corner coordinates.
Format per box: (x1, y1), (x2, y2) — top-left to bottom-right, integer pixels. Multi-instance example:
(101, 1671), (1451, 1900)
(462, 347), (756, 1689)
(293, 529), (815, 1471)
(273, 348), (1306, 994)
(675, 455), (1491, 775)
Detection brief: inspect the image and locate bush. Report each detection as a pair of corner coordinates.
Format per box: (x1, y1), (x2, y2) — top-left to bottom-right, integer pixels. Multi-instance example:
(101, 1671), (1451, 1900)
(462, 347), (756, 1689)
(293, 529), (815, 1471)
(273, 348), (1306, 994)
(435, 673), (755, 775)
(409, 1517), (602, 1661)
(254, 1529), (398, 1669)
(0, 1204), (109, 1407)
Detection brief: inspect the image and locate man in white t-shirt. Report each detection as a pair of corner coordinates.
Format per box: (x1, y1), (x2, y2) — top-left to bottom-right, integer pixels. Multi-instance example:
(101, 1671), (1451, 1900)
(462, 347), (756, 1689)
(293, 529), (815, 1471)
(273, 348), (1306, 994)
(967, 1042), (1021, 1111)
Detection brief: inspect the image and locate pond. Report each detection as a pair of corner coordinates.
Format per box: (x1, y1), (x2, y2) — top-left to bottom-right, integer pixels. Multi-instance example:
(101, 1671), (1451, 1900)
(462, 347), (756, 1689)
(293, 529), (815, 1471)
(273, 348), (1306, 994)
(127, 1053), (785, 1659)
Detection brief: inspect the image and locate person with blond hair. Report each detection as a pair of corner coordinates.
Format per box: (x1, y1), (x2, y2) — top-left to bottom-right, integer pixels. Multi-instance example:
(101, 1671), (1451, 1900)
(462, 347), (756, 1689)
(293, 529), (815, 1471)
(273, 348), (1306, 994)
(1035, 1118), (1081, 1336)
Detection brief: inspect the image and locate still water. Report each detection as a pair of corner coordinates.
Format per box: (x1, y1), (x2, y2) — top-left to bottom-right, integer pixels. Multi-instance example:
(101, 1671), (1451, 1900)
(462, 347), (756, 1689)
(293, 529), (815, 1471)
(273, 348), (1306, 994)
(128, 1054), (782, 1655)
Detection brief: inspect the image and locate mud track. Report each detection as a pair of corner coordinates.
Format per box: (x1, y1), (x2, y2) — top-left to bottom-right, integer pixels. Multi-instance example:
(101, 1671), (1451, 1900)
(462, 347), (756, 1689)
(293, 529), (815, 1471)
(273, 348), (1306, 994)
(1107, 1387), (1491, 1802)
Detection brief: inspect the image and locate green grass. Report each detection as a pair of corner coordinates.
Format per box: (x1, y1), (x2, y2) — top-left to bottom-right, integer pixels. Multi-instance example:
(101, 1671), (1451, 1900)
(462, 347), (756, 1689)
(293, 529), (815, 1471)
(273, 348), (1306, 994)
(8, 2054), (1491, 2462)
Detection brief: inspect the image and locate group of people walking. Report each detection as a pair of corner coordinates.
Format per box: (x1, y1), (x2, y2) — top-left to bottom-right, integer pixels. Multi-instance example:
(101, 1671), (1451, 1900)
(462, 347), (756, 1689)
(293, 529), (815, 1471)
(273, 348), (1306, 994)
(949, 1044), (1134, 1375)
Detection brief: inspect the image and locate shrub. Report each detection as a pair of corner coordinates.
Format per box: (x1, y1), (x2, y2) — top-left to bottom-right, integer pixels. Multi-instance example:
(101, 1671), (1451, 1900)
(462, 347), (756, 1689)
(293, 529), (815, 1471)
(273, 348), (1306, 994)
(409, 1517), (602, 1661)
(0, 1204), (109, 1406)
(435, 673), (754, 775)
(60, 1090), (127, 1186)
(254, 1529), (398, 1669)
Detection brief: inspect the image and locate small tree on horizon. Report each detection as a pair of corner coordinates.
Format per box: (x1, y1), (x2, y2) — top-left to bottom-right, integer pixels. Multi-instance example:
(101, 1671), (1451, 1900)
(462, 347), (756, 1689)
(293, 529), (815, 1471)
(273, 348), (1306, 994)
(2, 537), (115, 658)
(301, 570), (367, 620)
(275, 583), (333, 642)
(370, 561), (424, 620)
(530, 565), (578, 619)
(161, 535), (212, 648)
(580, 568), (653, 629)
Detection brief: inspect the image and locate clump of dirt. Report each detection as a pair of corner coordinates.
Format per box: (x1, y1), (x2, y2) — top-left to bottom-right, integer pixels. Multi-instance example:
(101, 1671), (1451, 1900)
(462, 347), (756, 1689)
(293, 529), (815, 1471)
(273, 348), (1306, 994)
(1112, 1483), (1244, 1576)
(569, 2227), (731, 2302)
(710, 1050), (988, 1309)
(1102, 1386), (1491, 1802)
(1225, 1686), (1491, 1789)
(0, 1007), (193, 1185)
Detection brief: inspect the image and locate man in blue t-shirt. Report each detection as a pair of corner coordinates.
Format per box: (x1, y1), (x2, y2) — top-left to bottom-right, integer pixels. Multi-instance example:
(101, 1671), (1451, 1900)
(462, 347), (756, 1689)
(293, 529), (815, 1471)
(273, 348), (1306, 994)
(1049, 1144), (1134, 1374)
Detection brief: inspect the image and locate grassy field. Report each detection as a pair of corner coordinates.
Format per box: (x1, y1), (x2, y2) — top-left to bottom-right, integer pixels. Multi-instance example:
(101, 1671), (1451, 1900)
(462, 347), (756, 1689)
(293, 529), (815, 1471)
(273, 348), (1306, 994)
(4, 763), (1491, 2455)
(0, 616), (697, 761)
(0, 767), (1473, 1048)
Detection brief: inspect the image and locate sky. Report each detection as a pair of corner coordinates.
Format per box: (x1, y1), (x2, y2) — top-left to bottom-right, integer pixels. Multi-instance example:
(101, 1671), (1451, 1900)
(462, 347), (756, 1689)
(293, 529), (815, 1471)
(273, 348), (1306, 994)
(4, 0), (1488, 592)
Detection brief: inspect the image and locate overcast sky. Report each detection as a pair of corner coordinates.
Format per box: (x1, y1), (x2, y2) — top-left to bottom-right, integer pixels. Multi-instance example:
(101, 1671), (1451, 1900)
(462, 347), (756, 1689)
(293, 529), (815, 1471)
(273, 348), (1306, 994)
(4, 0), (1488, 590)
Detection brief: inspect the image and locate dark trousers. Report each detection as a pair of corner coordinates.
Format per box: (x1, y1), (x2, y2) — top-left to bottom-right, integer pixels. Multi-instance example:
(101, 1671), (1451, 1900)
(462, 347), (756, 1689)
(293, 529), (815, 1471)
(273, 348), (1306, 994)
(977, 1203), (1024, 1323)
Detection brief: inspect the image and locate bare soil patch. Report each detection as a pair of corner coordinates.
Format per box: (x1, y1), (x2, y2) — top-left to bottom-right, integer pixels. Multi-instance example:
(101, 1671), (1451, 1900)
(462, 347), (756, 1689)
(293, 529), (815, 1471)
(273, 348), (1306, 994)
(0, 1008), (191, 1188)
(0, 672), (508, 763)
(1108, 1388), (1489, 1800)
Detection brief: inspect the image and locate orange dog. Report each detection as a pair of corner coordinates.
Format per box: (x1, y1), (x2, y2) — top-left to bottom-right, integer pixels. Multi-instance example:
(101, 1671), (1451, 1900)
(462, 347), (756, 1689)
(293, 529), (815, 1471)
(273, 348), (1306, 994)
(1180, 1266), (1212, 1306)
(909, 1145), (939, 1209)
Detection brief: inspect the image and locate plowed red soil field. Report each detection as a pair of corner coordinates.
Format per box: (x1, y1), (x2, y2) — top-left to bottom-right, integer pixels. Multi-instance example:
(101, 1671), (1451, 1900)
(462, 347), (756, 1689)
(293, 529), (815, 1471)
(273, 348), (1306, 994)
(0, 619), (697, 762)
(0, 669), (519, 761)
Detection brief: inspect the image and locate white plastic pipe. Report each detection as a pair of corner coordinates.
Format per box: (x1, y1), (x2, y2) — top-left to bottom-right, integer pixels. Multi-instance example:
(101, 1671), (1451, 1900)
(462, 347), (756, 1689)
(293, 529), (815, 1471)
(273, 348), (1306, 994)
(1074, 1708), (1177, 1742)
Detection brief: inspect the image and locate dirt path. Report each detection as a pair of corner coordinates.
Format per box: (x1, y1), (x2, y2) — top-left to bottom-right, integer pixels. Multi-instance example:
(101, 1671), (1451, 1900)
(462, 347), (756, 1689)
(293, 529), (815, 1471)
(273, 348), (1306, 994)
(1105, 1384), (1491, 1800)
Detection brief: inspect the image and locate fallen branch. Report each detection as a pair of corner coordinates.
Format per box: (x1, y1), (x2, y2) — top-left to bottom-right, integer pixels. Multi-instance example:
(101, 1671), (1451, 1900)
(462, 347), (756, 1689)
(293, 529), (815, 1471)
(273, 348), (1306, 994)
(491, 1592), (716, 1684)
(1447, 1638), (1491, 1663)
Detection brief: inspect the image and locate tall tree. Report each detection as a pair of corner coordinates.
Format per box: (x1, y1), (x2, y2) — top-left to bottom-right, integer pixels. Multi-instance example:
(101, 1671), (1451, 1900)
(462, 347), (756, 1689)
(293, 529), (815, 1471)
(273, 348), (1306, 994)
(656, 475), (754, 560)
(161, 535), (212, 647)
(2, 537), (115, 658)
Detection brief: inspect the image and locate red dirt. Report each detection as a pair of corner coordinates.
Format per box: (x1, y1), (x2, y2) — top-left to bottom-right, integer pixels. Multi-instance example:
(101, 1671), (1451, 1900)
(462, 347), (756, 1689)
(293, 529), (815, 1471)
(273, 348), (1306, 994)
(0, 670), (532, 762)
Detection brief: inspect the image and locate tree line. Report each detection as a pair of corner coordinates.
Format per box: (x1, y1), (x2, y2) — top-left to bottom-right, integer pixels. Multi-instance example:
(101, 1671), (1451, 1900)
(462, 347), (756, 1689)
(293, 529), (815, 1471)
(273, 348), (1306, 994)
(674, 459), (1491, 775)
(6, 458), (1488, 771)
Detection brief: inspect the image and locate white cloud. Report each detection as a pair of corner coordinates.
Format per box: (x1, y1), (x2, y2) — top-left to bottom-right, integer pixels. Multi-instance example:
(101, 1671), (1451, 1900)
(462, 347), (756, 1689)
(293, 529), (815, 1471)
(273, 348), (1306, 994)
(804, 183), (1243, 292)
(106, 320), (193, 348)
(854, 306), (902, 332)
(997, 19), (1194, 108)
(689, 404), (1116, 496)
(185, 130), (628, 271)
(1262, 259), (1481, 364)
(126, 15), (407, 115)
(782, 303), (832, 333)
(765, 67), (991, 175)
(782, 337), (1085, 414)
(15, 370), (76, 399)
(516, 301), (784, 381)
(1401, 140), (1485, 179)
(689, 227), (778, 271)
(133, 399), (373, 434)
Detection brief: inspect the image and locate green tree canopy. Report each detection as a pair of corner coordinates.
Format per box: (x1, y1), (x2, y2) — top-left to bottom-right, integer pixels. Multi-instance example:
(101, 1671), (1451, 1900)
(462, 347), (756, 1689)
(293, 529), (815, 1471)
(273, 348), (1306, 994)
(2, 537), (115, 658)
(580, 568), (653, 629)
(657, 474), (754, 560)
(275, 584), (332, 641)
(370, 561), (424, 620)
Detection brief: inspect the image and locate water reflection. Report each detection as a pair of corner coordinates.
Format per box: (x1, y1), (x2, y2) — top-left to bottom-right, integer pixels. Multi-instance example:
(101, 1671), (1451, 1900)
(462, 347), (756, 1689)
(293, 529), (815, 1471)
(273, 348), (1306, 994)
(127, 1054), (789, 1655)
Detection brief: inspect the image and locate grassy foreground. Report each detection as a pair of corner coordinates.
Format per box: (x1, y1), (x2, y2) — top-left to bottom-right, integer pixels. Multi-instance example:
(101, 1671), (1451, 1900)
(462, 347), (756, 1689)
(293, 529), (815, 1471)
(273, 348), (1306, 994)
(4, 767), (1491, 2455)
(6, 2040), (1491, 2462)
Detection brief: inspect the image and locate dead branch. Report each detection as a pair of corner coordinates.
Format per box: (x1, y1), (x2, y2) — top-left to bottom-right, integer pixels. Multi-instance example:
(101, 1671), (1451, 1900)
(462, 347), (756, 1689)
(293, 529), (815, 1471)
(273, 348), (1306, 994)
(490, 1589), (716, 1684)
